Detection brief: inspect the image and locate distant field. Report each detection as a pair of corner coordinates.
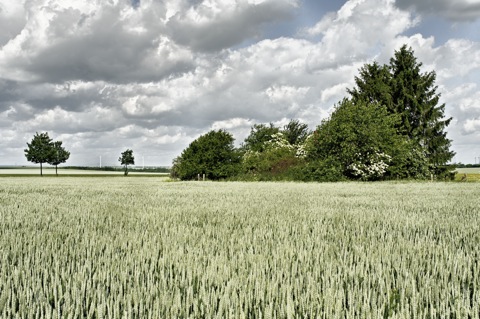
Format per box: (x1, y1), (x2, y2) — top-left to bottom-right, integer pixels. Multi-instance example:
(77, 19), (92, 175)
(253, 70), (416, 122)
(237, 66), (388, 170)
(454, 167), (480, 182)
(0, 168), (169, 177)
(1, 178), (479, 318)
(455, 167), (480, 174)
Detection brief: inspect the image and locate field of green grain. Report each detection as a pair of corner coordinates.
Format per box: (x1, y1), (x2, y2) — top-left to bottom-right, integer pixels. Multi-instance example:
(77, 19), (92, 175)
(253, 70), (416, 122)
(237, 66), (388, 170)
(455, 167), (480, 182)
(1, 178), (479, 318)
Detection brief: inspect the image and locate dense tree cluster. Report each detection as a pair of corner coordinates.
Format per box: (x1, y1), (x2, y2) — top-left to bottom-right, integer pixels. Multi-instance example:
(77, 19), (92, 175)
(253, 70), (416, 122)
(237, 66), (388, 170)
(348, 45), (454, 177)
(173, 46), (455, 181)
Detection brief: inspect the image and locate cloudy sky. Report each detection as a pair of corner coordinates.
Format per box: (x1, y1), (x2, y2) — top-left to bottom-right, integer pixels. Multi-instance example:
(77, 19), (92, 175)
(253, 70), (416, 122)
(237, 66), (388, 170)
(1, 0), (480, 167)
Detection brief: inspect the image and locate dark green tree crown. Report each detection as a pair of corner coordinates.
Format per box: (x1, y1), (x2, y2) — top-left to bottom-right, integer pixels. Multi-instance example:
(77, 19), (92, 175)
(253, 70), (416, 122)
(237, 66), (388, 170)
(119, 149), (135, 166)
(24, 132), (54, 164)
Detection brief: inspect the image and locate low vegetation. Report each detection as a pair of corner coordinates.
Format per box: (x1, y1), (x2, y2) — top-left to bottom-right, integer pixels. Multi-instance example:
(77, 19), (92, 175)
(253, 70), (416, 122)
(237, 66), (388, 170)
(1, 178), (478, 317)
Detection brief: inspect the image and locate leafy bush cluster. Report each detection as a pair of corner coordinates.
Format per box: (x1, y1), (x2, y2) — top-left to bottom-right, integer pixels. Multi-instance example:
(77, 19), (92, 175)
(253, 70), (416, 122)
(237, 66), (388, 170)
(172, 46), (455, 181)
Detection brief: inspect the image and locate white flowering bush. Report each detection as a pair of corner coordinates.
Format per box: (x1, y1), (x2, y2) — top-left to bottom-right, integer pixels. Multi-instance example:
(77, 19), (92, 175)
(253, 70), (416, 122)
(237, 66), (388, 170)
(265, 132), (294, 150)
(296, 134), (314, 158)
(348, 151), (392, 180)
(242, 132), (307, 178)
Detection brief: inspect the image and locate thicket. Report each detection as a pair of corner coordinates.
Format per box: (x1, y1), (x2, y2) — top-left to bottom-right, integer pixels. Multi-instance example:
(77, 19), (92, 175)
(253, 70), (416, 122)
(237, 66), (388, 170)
(173, 45), (455, 181)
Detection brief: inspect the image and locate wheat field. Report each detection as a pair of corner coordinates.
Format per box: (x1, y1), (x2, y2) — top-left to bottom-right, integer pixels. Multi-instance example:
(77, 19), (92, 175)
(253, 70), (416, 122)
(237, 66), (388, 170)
(0, 177), (479, 318)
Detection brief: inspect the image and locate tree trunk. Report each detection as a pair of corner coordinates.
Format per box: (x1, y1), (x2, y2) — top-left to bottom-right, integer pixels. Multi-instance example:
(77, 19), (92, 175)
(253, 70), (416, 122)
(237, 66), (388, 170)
(40, 162), (43, 176)
(124, 165), (128, 176)
(55, 165), (58, 176)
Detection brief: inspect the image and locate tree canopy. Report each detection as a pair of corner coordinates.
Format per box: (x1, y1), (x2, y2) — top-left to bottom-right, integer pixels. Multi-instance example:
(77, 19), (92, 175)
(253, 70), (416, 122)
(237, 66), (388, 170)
(242, 123), (280, 153)
(282, 119), (311, 146)
(172, 130), (241, 180)
(119, 149), (135, 176)
(307, 99), (407, 180)
(25, 132), (70, 176)
(25, 132), (53, 176)
(348, 45), (454, 176)
(48, 141), (70, 176)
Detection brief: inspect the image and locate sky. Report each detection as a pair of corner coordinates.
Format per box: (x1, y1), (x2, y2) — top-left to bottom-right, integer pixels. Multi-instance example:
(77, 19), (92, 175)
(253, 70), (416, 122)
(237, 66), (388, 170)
(1, 0), (480, 167)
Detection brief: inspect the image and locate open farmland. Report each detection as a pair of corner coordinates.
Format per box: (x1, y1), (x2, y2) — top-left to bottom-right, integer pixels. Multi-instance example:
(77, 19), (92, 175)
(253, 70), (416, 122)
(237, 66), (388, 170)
(455, 168), (480, 182)
(0, 168), (169, 177)
(0, 178), (479, 318)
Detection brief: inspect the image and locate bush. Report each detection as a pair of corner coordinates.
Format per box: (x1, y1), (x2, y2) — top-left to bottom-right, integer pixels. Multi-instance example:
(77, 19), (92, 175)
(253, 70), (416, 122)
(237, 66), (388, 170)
(289, 158), (345, 182)
(172, 130), (241, 180)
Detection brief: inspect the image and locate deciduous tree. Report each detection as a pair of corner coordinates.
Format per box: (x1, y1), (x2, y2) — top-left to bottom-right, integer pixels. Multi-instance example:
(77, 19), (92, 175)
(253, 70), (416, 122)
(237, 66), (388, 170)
(282, 119), (310, 146)
(24, 132), (53, 176)
(119, 149), (135, 176)
(174, 130), (241, 180)
(306, 99), (407, 180)
(242, 123), (280, 152)
(47, 141), (70, 176)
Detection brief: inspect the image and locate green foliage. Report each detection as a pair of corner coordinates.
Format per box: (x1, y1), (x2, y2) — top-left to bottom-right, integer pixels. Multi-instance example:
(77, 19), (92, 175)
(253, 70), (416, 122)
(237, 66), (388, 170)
(290, 158), (345, 182)
(386, 140), (430, 179)
(170, 46), (454, 182)
(307, 99), (405, 180)
(390, 46), (455, 175)
(119, 149), (135, 176)
(240, 121), (310, 180)
(243, 132), (297, 173)
(349, 45), (455, 176)
(242, 123), (280, 152)
(24, 132), (53, 176)
(282, 119), (310, 146)
(348, 61), (393, 108)
(24, 132), (70, 176)
(47, 141), (70, 176)
(173, 129), (241, 180)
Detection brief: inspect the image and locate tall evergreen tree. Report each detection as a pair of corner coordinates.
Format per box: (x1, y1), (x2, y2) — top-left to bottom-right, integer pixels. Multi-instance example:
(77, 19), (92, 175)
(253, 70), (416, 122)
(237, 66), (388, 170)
(389, 45), (454, 174)
(348, 45), (454, 176)
(348, 61), (393, 108)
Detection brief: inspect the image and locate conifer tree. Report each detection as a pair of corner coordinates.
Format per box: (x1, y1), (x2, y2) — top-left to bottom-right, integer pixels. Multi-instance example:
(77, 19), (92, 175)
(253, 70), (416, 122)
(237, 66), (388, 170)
(348, 45), (454, 176)
(348, 61), (393, 108)
(389, 45), (454, 174)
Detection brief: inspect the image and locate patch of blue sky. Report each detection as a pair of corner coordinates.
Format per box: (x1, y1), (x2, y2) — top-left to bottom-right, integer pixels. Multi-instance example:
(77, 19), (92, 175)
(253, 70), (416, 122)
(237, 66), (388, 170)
(405, 15), (480, 45)
(131, 0), (140, 9)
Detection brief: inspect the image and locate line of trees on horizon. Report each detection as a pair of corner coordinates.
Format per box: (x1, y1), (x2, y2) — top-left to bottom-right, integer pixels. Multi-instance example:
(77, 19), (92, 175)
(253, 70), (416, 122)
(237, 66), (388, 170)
(24, 133), (137, 176)
(171, 45), (455, 182)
